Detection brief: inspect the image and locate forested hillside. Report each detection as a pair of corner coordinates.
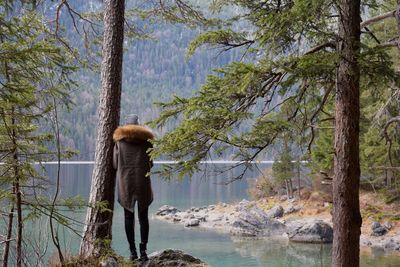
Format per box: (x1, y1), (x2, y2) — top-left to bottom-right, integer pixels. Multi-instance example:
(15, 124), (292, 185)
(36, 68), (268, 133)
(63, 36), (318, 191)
(50, 0), (242, 159)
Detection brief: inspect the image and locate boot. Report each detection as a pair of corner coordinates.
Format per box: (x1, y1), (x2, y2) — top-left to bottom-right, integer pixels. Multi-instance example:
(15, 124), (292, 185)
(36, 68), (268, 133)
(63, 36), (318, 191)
(139, 243), (148, 261)
(129, 247), (138, 261)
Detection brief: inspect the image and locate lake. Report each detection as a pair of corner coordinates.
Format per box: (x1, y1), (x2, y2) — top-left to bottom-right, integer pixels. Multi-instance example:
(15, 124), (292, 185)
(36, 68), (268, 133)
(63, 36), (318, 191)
(35, 164), (400, 267)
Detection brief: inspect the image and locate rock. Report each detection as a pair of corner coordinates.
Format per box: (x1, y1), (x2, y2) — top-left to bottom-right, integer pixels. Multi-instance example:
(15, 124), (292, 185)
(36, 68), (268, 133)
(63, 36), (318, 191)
(287, 219), (333, 243)
(222, 203), (227, 207)
(284, 206), (300, 215)
(210, 215), (223, 222)
(372, 226), (387, 237)
(100, 257), (118, 267)
(230, 206), (286, 236)
(182, 213), (191, 219)
(371, 221), (381, 230)
(143, 249), (210, 267)
(195, 215), (207, 222)
(239, 199), (250, 206)
(266, 206), (284, 218)
(383, 221), (392, 230)
(185, 219), (200, 227)
(157, 205), (180, 216)
(208, 205), (215, 210)
(236, 199), (251, 212)
(173, 216), (181, 222)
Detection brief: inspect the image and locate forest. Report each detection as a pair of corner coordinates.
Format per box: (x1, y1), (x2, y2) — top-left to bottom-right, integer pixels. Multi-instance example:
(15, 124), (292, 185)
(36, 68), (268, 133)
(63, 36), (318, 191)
(0, 0), (400, 267)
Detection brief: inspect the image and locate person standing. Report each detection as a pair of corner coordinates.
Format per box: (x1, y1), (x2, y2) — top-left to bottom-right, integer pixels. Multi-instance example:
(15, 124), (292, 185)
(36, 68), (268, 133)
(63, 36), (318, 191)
(113, 114), (154, 261)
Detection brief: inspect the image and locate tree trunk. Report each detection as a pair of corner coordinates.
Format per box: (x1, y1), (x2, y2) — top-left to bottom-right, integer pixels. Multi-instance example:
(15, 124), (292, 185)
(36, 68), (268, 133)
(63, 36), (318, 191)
(285, 180), (290, 200)
(80, 0), (125, 258)
(15, 179), (22, 267)
(333, 1), (362, 266)
(11, 108), (23, 267)
(289, 178), (293, 199)
(2, 204), (14, 267)
(297, 162), (301, 198)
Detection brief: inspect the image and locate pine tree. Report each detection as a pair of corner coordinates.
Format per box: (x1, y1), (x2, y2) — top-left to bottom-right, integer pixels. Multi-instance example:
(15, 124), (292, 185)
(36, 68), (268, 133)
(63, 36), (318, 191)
(0, 2), (77, 265)
(272, 140), (295, 199)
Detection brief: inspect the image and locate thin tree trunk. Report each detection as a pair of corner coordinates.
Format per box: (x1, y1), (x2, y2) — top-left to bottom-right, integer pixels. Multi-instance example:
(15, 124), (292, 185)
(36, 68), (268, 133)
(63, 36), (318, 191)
(10, 108), (23, 267)
(297, 162), (301, 198)
(15, 176), (22, 267)
(1, 53), (14, 267)
(49, 98), (64, 265)
(285, 180), (290, 200)
(289, 178), (293, 199)
(2, 204), (14, 267)
(333, 1), (362, 266)
(80, 0), (125, 258)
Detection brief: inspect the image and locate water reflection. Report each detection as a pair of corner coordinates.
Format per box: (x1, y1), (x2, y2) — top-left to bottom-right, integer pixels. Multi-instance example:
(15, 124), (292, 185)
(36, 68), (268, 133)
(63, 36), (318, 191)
(231, 237), (331, 267)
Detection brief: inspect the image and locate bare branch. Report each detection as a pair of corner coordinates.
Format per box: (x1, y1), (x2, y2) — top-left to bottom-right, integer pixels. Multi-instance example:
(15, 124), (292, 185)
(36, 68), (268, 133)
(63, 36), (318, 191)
(383, 116), (400, 140)
(382, 116), (400, 167)
(378, 38), (400, 48)
(360, 9), (396, 28)
(304, 42), (336, 55)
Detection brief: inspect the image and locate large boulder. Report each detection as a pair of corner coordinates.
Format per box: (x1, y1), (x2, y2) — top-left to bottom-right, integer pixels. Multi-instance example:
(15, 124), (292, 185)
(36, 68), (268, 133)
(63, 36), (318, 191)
(156, 205), (180, 216)
(266, 205), (284, 218)
(230, 206), (286, 236)
(372, 227), (388, 237)
(142, 249), (209, 267)
(371, 221), (388, 237)
(287, 219), (333, 243)
(185, 219), (200, 227)
(284, 205), (301, 215)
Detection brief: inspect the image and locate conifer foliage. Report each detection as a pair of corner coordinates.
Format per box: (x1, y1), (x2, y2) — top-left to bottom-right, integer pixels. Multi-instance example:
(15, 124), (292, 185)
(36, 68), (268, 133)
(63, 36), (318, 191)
(0, 1), (78, 266)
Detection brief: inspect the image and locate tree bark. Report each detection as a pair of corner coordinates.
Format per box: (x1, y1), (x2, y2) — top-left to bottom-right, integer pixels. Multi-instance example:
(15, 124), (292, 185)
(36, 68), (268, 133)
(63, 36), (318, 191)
(289, 178), (293, 199)
(80, 0), (125, 258)
(285, 180), (290, 200)
(333, 1), (362, 266)
(2, 204), (14, 267)
(11, 108), (23, 267)
(297, 162), (301, 198)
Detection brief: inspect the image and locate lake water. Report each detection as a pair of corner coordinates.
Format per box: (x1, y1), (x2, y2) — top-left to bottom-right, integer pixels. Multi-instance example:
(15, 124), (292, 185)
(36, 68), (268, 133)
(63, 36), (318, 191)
(37, 164), (400, 267)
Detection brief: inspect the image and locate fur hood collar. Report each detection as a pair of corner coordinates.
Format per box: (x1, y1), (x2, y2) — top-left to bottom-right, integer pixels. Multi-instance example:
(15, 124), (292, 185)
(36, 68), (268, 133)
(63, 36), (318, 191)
(113, 125), (154, 142)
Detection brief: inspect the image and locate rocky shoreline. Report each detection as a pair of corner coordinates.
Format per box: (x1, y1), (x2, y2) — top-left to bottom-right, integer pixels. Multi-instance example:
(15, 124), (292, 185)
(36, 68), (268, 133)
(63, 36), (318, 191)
(155, 199), (400, 254)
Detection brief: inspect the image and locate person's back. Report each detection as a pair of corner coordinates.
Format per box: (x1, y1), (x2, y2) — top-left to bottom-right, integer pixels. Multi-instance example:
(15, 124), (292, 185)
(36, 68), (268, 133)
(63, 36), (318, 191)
(113, 114), (154, 261)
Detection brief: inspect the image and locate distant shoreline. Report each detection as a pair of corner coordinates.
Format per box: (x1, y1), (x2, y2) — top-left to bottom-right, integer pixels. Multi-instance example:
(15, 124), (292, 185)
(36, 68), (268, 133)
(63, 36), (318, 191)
(0, 160), (307, 165)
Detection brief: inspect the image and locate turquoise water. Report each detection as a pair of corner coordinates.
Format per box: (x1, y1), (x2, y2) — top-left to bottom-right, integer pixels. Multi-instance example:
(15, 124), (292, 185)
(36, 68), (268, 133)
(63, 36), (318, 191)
(37, 164), (400, 266)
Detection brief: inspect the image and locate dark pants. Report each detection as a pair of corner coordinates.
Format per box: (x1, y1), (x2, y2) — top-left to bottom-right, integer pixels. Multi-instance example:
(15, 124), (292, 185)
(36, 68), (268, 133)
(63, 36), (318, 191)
(124, 204), (149, 252)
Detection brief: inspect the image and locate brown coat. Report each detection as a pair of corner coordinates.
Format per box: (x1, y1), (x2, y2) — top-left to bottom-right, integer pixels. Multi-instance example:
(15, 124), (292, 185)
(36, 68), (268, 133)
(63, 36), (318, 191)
(113, 125), (154, 212)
